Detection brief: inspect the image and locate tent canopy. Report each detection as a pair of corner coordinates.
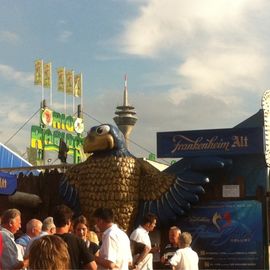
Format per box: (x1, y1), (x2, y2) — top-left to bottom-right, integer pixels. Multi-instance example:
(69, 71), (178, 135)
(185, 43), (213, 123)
(0, 143), (40, 176)
(0, 143), (33, 168)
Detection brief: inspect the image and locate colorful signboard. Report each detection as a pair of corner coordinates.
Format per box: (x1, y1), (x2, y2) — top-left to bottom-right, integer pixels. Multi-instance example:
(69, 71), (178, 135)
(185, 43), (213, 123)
(30, 108), (84, 163)
(177, 200), (263, 269)
(0, 172), (17, 195)
(157, 127), (264, 158)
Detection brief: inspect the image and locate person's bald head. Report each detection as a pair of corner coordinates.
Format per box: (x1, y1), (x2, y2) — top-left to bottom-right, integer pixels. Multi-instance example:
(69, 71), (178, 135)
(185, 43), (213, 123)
(26, 219), (42, 238)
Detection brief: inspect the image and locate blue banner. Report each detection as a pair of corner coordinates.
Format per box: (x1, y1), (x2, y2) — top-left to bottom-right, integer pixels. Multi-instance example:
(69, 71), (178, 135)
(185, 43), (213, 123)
(0, 172), (17, 195)
(157, 127), (264, 158)
(176, 200), (263, 269)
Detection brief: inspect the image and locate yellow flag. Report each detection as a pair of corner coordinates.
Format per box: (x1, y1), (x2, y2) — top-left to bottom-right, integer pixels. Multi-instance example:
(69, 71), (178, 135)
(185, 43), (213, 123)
(34, 59), (43, 85)
(66, 70), (74, 95)
(43, 62), (52, 88)
(74, 73), (82, 97)
(57, 67), (65, 92)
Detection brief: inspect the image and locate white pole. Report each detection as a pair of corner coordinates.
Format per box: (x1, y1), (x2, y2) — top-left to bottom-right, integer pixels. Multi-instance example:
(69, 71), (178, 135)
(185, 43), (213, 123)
(64, 67), (66, 115)
(41, 59), (44, 104)
(81, 73), (83, 114)
(72, 70), (75, 114)
(50, 62), (53, 107)
(41, 60), (45, 165)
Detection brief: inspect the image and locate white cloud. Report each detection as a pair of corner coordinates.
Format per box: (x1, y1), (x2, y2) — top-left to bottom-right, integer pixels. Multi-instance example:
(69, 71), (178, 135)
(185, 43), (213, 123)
(119, 0), (270, 91)
(120, 0), (266, 57)
(117, 0), (270, 127)
(0, 99), (38, 126)
(58, 20), (67, 25)
(58, 30), (72, 42)
(175, 47), (266, 99)
(0, 30), (20, 44)
(51, 101), (73, 112)
(7, 111), (30, 124)
(0, 64), (33, 87)
(0, 99), (39, 151)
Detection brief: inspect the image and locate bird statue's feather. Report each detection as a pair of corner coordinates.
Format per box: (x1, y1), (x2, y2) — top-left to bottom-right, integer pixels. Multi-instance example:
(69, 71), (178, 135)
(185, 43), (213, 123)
(136, 156), (232, 227)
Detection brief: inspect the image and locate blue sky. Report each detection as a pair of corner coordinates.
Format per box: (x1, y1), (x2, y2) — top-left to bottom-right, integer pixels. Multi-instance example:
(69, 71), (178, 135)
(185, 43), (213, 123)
(1, 0), (270, 162)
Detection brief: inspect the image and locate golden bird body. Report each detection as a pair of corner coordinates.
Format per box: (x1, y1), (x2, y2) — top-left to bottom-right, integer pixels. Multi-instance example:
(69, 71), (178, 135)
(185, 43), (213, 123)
(65, 154), (175, 231)
(60, 124), (221, 231)
(66, 156), (140, 230)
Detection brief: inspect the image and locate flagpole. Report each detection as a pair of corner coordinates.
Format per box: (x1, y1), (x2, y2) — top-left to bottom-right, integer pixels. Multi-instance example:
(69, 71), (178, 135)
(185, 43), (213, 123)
(41, 60), (45, 166)
(81, 73), (83, 114)
(72, 70), (75, 114)
(64, 67), (66, 115)
(50, 62), (53, 107)
(41, 59), (44, 104)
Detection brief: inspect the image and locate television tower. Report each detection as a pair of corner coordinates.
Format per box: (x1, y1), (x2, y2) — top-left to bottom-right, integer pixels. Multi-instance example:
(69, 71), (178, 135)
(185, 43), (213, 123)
(114, 75), (137, 146)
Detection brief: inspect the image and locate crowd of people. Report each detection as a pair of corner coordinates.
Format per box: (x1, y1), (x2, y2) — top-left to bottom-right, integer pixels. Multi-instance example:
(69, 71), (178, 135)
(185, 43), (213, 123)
(0, 205), (199, 270)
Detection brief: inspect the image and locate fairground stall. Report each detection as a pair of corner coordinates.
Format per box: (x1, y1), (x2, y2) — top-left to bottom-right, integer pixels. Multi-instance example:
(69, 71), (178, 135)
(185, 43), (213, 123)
(156, 90), (270, 270)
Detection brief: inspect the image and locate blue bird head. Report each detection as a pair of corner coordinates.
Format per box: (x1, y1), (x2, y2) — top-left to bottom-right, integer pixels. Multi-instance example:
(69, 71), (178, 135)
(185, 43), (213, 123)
(83, 124), (133, 157)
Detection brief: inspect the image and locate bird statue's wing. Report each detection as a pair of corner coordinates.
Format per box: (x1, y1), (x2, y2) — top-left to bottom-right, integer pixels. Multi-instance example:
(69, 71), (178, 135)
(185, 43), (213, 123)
(136, 156), (232, 226)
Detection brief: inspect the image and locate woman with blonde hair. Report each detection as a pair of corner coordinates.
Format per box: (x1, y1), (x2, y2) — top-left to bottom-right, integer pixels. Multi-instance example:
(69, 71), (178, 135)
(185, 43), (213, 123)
(29, 234), (70, 270)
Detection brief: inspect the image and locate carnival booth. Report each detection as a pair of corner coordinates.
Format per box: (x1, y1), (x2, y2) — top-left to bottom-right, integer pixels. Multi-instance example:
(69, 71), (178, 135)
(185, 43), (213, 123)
(0, 142), (38, 196)
(156, 90), (270, 270)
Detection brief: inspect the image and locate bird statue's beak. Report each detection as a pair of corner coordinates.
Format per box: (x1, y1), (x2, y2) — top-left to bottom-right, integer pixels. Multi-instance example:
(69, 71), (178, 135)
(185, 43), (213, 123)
(83, 133), (115, 153)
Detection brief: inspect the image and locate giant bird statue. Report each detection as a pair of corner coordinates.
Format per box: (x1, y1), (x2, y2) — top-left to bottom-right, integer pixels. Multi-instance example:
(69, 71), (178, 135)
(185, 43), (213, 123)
(60, 124), (231, 231)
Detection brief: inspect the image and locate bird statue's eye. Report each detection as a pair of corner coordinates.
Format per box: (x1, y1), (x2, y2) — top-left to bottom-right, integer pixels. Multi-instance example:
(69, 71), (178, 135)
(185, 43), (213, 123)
(96, 125), (110, 135)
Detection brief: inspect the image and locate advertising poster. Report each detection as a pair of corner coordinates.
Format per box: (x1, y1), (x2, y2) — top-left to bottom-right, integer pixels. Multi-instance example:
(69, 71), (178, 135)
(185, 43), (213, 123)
(176, 200), (263, 269)
(157, 127), (264, 158)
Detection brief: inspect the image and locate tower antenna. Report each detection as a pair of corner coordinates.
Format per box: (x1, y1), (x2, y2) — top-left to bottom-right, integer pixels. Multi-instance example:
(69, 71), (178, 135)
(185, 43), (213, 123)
(113, 74), (137, 147)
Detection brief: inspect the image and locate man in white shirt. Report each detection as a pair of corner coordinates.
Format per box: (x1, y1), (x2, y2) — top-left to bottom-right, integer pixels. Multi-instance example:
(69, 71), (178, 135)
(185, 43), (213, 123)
(0, 208), (26, 269)
(130, 213), (158, 270)
(169, 232), (198, 270)
(93, 207), (132, 270)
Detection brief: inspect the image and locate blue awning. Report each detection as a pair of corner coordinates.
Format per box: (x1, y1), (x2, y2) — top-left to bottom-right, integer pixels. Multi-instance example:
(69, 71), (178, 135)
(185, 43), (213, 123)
(0, 143), (39, 175)
(0, 172), (17, 195)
